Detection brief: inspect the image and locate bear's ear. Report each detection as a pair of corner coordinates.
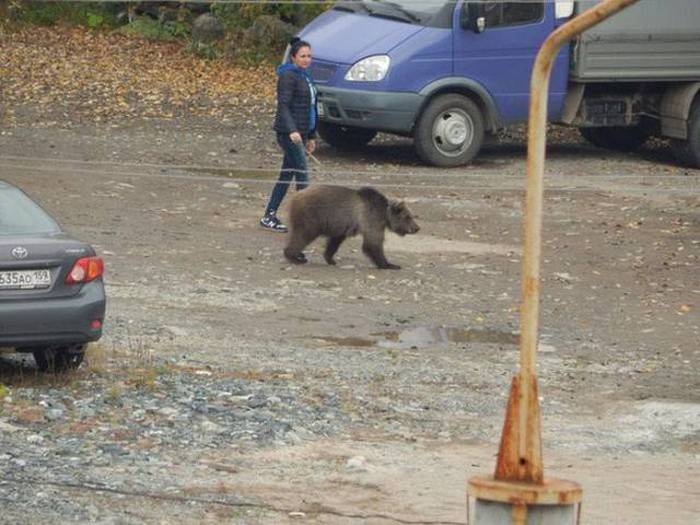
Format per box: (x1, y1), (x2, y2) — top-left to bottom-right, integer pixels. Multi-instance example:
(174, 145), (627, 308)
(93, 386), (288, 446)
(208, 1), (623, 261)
(390, 200), (406, 212)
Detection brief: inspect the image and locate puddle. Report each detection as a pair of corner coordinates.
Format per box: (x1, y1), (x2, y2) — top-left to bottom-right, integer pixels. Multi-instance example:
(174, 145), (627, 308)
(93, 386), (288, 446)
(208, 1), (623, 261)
(375, 326), (518, 349)
(312, 336), (376, 347)
(312, 326), (518, 350)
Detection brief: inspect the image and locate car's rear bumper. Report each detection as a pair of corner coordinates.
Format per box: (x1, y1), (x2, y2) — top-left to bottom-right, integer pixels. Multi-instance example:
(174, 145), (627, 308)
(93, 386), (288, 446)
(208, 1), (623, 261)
(0, 280), (106, 348)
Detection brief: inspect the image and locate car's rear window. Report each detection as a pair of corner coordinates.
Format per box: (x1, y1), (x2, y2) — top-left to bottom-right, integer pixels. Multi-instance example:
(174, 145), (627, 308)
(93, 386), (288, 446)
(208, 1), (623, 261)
(0, 186), (61, 235)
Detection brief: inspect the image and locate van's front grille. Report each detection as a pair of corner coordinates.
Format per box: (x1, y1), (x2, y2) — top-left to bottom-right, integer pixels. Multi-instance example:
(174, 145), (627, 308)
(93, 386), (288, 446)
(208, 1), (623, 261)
(310, 62), (337, 83)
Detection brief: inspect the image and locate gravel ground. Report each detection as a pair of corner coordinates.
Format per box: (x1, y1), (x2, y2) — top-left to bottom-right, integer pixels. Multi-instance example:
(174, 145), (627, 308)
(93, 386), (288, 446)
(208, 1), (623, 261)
(0, 107), (699, 524)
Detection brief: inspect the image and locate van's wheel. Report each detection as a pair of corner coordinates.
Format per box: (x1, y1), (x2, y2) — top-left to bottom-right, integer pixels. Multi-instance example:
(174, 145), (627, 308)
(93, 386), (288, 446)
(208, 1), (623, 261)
(670, 101), (700, 168)
(317, 122), (377, 150)
(414, 94), (484, 167)
(33, 344), (85, 372)
(579, 126), (651, 151)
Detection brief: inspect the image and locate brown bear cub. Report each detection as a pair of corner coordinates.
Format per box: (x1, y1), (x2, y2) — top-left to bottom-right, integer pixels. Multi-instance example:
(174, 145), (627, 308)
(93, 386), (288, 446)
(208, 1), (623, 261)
(284, 185), (420, 270)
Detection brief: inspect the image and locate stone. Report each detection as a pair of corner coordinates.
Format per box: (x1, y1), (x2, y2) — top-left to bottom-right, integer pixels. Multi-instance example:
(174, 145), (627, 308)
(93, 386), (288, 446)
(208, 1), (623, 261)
(191, 14), (224, 45)
(346, 455), (368, 471)
(245, 15), (295, 50)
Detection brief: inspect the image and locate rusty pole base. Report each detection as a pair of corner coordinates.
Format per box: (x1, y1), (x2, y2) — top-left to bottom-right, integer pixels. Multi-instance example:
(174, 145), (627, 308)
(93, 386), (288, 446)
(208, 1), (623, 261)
(494, 375), (543, 483)
(467, 476), (582, 525)
(467, 376), (581, 523)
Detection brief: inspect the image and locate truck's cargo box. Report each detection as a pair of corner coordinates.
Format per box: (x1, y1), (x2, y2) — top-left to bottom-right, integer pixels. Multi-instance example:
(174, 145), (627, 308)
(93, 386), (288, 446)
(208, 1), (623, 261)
(572, 0), (700, 81)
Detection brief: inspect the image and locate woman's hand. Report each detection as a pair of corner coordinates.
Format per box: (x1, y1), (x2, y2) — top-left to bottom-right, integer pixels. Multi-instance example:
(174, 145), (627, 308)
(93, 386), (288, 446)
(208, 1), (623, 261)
(290, 131), (302, 144)
(306, 139), (316, 155)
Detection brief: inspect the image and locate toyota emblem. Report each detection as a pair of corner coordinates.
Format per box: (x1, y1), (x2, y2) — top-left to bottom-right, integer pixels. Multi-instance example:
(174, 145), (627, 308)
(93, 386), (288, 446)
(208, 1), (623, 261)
(11, 246), (28, 259)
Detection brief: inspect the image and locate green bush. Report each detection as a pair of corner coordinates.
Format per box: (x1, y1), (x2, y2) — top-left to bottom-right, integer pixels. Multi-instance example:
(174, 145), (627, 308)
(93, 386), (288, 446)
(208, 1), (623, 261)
(86, 12), (104, 29)
(189, 41), (221, 60)
(119, 16), (189, 41)
(11, 1), (120, 28)
(211, 1), (330, 32)
(7, 0), (334, 64)
(211, 1), (331, 64)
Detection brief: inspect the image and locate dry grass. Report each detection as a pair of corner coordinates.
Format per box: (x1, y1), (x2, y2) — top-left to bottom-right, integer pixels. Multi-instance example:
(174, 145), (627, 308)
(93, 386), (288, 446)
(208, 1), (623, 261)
(0, 338), (170, 406)
(85, 343), (109, 373)
(125, 367), (159, 391)
(0, 361), (84, 388)
(9, 399), (46, 424)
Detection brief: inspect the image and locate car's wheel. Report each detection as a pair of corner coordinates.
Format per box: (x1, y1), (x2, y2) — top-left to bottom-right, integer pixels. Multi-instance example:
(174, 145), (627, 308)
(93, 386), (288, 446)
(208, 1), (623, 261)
(670, 100), (700, 168)
(33, 344), (86, 372)
(317, 122), (377, 150)
(579, 125), (651, 151)
(414, 94), (485, 167)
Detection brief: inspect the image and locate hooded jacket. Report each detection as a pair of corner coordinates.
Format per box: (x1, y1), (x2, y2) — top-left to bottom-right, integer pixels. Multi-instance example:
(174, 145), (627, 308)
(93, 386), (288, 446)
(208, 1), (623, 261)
(273, 63), (317, 139)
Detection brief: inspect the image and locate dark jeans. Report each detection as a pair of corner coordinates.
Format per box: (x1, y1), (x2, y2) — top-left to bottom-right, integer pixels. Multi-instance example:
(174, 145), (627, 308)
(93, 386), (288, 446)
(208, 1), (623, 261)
(264, 133), (309, 216)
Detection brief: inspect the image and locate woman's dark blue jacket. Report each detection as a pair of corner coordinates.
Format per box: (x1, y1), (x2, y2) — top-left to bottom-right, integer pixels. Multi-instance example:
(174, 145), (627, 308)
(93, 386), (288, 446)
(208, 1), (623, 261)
(273, 64), (317, 139)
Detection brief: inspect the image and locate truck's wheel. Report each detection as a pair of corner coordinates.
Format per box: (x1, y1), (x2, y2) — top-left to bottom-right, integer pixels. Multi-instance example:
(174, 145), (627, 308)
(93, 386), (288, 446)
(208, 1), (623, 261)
(317, 122), (377, 150)
(579, 126), (651, 151)
(414, 94), (484, 167)
(32, 344), (85, 373)
(670, 102), (700, 168)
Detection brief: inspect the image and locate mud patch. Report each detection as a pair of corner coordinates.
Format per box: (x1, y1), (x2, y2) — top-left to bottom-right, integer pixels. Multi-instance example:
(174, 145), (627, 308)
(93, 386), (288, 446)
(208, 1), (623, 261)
(311, 326), (518, 349)
(311, 336), (376, 348)
(376, 326), (518, 349)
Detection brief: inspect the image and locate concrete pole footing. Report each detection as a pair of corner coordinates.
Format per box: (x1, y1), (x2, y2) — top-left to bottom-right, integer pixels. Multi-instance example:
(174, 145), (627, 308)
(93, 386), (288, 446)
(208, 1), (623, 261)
(467, 476), (582, 525)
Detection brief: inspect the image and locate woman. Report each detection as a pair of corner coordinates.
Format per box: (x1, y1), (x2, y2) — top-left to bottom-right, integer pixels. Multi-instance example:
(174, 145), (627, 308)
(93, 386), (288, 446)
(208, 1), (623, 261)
(260, 37), (317, 232)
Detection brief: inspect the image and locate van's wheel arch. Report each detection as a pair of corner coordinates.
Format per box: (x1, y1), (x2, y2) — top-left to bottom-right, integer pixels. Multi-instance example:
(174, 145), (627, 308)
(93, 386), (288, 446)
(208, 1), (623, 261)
(317, 122), (377, 150)
(579, 125), (651, 151)
(670, 99), (700, 168)
(414, 94), (485, 167)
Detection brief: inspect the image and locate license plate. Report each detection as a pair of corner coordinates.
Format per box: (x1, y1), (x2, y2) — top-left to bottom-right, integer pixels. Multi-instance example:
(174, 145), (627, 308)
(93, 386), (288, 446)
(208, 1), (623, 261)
(317, 103), (325, 116)
(0, 269), (51, 289)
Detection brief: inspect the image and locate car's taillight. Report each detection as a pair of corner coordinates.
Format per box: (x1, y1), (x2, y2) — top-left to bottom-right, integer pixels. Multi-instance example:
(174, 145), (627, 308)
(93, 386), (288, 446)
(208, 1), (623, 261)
(65, 257), (104, 284)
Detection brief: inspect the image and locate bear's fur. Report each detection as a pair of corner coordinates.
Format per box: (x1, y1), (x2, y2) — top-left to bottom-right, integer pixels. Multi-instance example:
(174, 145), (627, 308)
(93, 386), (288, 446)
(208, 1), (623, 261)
(284, 185), (420, 270)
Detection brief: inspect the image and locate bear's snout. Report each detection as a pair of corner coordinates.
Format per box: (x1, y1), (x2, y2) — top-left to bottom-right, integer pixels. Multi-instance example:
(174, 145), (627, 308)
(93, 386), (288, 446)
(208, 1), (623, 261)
(396, 222), (420, 236)
(403, 219), (420, 235)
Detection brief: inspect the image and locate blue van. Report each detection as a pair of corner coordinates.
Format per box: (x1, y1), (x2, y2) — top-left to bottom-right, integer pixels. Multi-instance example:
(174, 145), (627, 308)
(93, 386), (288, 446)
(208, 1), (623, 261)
(297, 0), (700, 168)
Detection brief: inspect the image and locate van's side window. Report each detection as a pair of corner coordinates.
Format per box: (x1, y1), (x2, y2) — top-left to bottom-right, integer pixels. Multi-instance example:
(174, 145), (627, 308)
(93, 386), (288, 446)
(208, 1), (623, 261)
(481, 1), (544, 27)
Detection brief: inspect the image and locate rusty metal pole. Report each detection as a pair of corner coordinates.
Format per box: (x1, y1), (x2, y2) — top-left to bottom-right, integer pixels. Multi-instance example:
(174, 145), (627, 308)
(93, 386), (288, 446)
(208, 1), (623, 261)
(468, 0), (640, 522)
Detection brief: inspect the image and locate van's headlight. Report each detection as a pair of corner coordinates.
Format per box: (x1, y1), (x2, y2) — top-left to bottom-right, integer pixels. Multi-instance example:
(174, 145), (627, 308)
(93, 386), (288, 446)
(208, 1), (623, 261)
(345, 55), (390, 82)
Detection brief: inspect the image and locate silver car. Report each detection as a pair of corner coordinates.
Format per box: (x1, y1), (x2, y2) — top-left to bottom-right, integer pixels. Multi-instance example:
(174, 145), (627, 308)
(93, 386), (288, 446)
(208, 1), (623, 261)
(0, 181), (106, 371)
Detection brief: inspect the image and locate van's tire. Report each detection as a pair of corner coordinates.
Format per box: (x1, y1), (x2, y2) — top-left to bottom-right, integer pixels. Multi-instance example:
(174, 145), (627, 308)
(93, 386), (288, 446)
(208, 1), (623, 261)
(579, 126), (651, 151)
(32, 344), (85, 373)
(670, 101), (700, 168)
(414, 94), (485, 167)
(317, 122), (377, 150)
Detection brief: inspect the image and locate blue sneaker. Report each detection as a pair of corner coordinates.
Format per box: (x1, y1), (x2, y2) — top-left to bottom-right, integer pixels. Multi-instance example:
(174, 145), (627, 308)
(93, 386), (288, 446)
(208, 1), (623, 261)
(259, 215), (288, 233)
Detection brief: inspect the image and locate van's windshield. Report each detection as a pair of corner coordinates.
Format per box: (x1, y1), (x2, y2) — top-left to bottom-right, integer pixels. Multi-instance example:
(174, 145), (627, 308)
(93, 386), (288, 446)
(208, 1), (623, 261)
(333, 0), (455, 28)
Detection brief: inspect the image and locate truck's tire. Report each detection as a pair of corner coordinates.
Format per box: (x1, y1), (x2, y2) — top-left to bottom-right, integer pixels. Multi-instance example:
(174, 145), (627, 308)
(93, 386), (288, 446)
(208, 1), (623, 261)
(317, 122), (377, 150)
(414, 94), (484, 167)
(579, 126), (651, 151)
(670, 102), (700, 168)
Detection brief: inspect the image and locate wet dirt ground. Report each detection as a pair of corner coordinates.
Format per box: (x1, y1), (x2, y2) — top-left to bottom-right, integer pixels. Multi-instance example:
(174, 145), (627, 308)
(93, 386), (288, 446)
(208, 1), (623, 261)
(0, 117), (698, 524)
